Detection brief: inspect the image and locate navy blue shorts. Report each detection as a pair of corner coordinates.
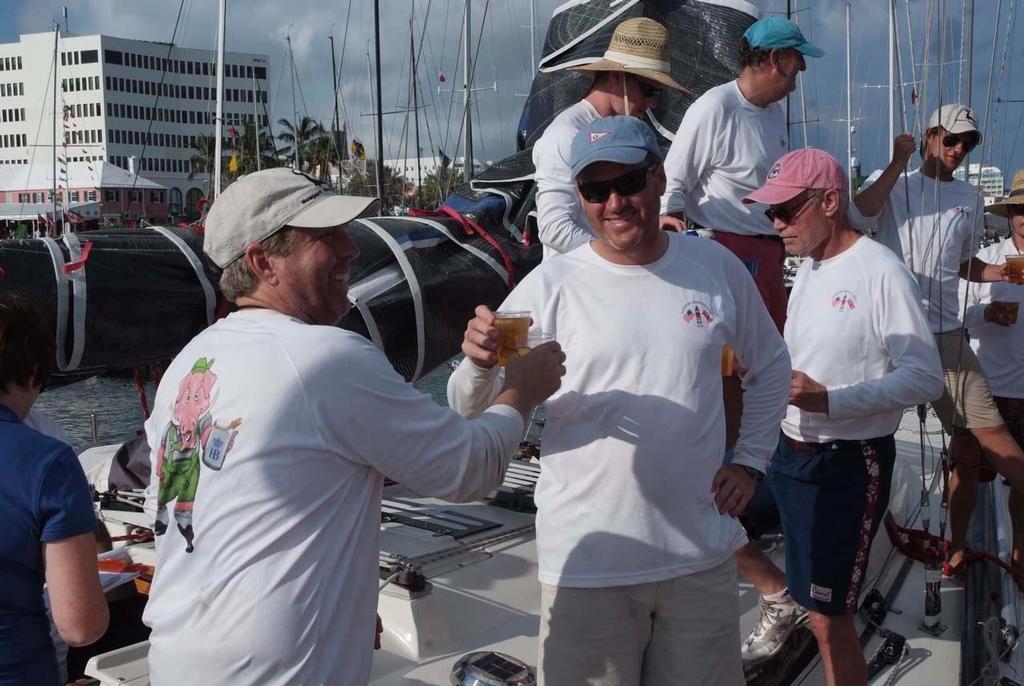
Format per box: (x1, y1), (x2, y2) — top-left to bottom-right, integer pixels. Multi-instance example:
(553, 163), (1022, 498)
(769, 434), (896, 616)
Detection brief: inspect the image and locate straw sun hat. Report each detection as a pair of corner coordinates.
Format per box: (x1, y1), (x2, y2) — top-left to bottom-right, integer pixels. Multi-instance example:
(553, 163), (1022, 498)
(569, 17), (688, 93)
(988, 169), (1024, 219)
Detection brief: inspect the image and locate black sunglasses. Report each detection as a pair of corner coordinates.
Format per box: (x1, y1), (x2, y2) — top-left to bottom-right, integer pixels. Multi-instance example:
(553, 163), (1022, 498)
(940, 132), (979, 152)
(764, 190), (822, 224)
(578, 164), (657, 203)
(631, 76), (662, 99)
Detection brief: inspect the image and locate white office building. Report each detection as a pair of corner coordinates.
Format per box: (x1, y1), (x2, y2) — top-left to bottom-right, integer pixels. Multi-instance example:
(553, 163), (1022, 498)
(0, 31), (270, 219)
(954, 163), (1005, 203)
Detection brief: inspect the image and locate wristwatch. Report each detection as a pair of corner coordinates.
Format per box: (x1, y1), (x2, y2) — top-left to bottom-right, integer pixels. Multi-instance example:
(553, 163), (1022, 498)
(739, 465), (764, 482)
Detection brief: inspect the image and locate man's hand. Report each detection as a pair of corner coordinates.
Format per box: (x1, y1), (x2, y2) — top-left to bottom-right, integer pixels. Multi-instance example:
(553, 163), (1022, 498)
(660, 213), (686, 233)
(789, 370), (829, 413)
(711, 464), (757, 517)
(503, 341), (566, 409)
(375, 613), (383, 650)
(460, 305), (501, 369)
(890, 133), (916, 169)
(984, 301), (1018, 327)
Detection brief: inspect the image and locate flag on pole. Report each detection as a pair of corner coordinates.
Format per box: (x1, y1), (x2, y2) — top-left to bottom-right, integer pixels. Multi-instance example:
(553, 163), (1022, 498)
(910, 88), (918, 105)
(67, 209), (85, 225)
(438, 70), (446, 83)
(351, 139), (366, 161)
(228, 155), (238, 173)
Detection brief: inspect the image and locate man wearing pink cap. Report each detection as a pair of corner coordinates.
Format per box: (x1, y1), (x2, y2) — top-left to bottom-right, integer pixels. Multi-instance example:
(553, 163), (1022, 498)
(742, 148), (943, 685)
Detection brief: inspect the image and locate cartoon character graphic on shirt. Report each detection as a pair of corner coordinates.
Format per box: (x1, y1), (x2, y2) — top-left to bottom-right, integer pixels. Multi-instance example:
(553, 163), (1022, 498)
(154, 357), (241, 553)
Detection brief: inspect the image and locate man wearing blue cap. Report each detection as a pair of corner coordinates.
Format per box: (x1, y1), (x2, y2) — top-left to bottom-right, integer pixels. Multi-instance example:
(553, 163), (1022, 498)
(449, 116), (790, 685)
(658, 15), (824, 663)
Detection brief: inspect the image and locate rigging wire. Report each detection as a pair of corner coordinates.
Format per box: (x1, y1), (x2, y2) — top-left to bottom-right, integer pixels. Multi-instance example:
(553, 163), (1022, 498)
(445, 0), (492, 199)
(129, 0), (188, 194)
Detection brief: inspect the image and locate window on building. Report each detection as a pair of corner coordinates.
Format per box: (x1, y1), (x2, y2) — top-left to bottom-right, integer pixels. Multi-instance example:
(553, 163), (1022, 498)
(61, 52), (66, 66)
(15, 57), (21, 69)
(151, 190), (163, 203)
(81, 49), (98, 64)
(18, 192), (29, 203)
(73, 51), (79, 65)
(71, 191), (80, 202)
(130, 190), (142, 202)
(86, 190), (97, 201)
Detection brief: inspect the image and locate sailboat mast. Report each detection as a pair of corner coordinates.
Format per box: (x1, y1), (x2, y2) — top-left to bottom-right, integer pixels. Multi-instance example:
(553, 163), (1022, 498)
(846, 3), (854, 195)
(373, 0), (385, 201)
(287, 35), (299, 169)
(252, 71), (261, 172)
(530, 0), (537, 71)
(463, 0), (474, 182)
(785, 0), (792, 147)
(330, 35), (341, 191)
(214, 0), (226, 199)
(410, 14), (422, 203)
(52, 25), (59, 236)
(888, 0), (895, 146)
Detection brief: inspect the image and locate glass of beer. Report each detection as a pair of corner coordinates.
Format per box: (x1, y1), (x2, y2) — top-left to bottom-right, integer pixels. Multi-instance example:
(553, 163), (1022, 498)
(1006, 255), (1024, 285)
(516, 332), (555, 358)
(494, 311), (531, 366)
(721, 345), (736, 376)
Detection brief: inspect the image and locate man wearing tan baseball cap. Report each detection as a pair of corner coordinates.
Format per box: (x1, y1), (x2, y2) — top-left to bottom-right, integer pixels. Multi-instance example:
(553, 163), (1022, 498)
(143, 168), (565, 685)
(532, 17), (687, 260)
(852, 107), (1024, 585)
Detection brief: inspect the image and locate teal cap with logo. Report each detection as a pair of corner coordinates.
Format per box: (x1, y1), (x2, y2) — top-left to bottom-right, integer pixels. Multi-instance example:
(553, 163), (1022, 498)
(743, 16), (824, 58)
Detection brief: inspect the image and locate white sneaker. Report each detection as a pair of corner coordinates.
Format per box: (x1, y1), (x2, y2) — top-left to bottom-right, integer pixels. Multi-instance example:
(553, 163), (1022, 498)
(741, 594), (808, 663)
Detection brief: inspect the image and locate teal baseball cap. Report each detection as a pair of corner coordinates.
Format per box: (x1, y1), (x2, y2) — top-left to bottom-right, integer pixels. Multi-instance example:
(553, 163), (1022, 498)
(743, 16), (824, 58)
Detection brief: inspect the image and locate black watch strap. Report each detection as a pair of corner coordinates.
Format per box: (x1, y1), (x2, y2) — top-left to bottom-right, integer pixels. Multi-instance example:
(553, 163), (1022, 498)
(739, 465), (764, 482)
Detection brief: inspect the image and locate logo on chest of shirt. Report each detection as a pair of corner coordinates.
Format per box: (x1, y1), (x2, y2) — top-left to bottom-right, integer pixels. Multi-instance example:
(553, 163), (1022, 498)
(830, 290), (858, 312)
(682, 301), (715, 326)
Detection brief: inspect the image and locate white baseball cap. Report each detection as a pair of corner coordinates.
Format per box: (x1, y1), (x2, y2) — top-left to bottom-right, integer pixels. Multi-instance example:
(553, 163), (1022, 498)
(203, 167), (380, 268)
(928, 104), (981, 137)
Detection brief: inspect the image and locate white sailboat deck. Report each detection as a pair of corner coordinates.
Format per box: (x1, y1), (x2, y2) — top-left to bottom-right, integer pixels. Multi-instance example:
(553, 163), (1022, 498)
(86, 409), (1021, 685)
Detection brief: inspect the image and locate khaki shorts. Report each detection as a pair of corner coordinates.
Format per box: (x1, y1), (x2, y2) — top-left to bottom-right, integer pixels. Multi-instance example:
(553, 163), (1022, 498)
(537, 560), (744, 686)
(930, 330), (1004, 433)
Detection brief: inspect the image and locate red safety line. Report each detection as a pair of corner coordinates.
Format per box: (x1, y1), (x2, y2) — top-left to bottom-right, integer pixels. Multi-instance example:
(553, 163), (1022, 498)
(409, 205), (516, 288)
(132, 366), (151, 419)
(61, 240), (93, 274)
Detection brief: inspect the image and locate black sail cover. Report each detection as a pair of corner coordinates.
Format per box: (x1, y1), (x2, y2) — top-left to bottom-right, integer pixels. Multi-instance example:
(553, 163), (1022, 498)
(0, 0), (755, 382)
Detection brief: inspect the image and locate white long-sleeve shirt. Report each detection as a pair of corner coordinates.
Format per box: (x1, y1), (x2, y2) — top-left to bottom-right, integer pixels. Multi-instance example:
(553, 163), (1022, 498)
(143, 309), (523, 686)
(531, 99), (600, 260)
(659, 80), (788, 236)
(962, 237), (1024, 398)
(850, 169), (983, 333)
(783, 236), (943, 442)
(448, 234), (791, 587)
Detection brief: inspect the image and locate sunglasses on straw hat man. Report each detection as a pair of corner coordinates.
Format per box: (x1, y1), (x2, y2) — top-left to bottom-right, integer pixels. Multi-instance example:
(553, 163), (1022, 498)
(989, 170), (1024, 219)
(569, 17), (691, 95)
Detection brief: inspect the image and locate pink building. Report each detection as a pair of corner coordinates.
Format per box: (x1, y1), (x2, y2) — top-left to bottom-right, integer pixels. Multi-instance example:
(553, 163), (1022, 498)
(0, 160), (170, 226)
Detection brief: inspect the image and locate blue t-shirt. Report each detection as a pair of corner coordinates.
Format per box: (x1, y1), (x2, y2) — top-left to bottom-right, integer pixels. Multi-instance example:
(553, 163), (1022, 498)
(0, 404), (96, 685)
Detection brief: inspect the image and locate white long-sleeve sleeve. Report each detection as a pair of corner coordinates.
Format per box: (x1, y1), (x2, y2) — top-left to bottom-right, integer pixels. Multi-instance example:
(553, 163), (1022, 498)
(531, 100), (600, 258)
(447, 357), (505, 419)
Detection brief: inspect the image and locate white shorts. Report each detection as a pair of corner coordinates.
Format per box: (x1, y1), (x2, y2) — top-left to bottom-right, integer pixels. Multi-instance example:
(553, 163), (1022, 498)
(537, 558), (744, 686)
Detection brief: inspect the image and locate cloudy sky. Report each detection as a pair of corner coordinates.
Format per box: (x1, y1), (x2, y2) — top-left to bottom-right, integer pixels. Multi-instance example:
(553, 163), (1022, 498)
(2, 0), (1022, 184)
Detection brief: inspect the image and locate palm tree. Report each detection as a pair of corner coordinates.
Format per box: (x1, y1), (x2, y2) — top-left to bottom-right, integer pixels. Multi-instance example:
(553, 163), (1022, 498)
(419, 164), (464, 208)
(275, 116), (326, 171)
(346, 163), (410, 214)
(228, 123), (282, 179)
(188, 135), (217, 197)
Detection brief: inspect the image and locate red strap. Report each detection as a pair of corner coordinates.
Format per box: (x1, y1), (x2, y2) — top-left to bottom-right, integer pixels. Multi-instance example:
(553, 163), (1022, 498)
(62, 240), (93, 274)
(132, 366), (151, 419)
(409, 205), (516, 287)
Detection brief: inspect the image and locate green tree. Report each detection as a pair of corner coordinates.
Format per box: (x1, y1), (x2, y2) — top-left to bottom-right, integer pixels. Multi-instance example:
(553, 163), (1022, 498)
(347, 162), (410, 213)
(188, 134), (218, 197)
(226, 123), (283, 180)
(419, 163), (464, 208)
(276, 116), (326, 171)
